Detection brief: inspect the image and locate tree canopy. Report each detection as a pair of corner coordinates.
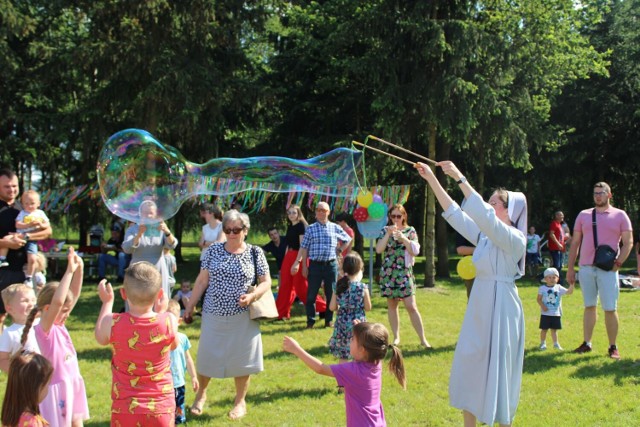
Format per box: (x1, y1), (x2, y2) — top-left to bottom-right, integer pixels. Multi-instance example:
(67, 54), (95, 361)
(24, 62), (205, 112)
(1, 0), (636, 268)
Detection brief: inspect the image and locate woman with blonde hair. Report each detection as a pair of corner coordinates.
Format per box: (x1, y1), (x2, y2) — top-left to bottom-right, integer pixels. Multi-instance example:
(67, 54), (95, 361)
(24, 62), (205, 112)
(275, 205), (326, 321)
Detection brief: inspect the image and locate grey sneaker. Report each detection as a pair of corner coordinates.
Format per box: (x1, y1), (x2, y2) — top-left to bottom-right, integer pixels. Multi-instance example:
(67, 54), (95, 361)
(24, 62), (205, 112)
(553, 343), (563, 350)
(539, 343), (547, 350)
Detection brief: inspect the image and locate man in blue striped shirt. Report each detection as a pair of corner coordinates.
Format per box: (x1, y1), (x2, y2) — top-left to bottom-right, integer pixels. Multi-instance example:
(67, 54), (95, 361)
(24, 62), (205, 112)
(291, 202), (352, 328)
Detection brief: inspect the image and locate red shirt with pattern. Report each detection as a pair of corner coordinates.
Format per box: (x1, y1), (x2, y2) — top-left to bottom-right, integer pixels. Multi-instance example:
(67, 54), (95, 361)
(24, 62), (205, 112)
(17, 412), (48, 426)
(109, 312), (175, 420)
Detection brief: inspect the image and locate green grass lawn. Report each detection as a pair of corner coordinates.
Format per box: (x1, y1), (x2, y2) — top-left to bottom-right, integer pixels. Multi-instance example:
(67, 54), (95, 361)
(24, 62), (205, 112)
(3, 246), (640, 426)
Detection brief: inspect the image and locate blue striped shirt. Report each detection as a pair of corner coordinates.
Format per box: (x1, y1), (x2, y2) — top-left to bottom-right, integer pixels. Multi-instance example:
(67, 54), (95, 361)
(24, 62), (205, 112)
(301, 221), (352, 262)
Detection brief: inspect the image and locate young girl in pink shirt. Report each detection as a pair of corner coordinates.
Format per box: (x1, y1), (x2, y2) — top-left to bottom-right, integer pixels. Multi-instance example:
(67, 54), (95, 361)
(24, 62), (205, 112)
(284, 322), (405, 426)
(20, 248), (90, 426)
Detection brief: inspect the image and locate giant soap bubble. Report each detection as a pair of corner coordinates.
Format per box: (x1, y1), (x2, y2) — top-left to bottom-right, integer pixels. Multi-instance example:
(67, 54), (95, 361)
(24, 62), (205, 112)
(97, 129), (364, 223)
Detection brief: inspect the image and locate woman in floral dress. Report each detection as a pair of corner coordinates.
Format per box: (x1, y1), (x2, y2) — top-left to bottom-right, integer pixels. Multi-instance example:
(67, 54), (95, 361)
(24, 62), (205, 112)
(376, 204), (431, 348)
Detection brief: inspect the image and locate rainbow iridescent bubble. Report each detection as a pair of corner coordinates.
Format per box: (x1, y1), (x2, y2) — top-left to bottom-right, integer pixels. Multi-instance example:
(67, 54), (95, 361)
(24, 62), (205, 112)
(97, 129), (364, 223)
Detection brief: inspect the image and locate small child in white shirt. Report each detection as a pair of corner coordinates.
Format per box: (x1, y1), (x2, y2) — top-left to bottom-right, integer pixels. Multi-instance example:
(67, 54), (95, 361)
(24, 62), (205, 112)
(537, 267), (574, 350)
(0, 283), (40, 372)
(172, 280), (193, 315)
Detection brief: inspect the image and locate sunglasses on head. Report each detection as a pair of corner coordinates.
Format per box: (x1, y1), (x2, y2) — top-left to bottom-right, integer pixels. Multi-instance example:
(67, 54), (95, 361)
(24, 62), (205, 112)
(390, 214), (403, 219)
(223, 227), (245, 235)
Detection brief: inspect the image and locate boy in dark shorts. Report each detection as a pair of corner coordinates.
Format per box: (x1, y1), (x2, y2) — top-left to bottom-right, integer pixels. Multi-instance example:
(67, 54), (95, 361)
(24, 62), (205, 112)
(537, 267), (574, 350)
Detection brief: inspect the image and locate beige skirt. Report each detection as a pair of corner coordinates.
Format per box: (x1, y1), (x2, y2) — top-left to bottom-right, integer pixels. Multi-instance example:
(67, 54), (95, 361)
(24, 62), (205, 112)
(196, 311), (263, 378)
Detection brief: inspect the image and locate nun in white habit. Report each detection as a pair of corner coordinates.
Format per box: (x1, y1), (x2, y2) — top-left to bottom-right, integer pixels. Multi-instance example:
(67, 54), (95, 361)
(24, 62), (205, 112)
(416, 160), (526, 427)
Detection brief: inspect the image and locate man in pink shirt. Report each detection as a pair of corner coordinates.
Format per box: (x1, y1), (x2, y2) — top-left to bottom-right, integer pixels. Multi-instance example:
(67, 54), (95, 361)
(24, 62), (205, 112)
(566, 182), (633, 359)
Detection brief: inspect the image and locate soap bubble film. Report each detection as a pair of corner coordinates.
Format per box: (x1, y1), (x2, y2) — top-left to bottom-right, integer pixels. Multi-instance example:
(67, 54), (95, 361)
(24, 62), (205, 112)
(97, 129), (364, 223)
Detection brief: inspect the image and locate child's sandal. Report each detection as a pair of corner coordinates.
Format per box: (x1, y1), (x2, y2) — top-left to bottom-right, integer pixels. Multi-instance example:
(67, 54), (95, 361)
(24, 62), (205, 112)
(337, 386), (345, 394)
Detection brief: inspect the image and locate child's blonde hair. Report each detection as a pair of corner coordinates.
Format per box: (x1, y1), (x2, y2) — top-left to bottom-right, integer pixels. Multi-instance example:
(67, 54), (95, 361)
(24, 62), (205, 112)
(1, 351), (53, 426)
(166, 299), (180, 318)
(20, 189), (40, 204)
(33, 253), (47, 273)
(20, 282), (74, 347)
(123, 262), (161, 306)
(1, 283), (33, 308)
(353, 322), (406, 389)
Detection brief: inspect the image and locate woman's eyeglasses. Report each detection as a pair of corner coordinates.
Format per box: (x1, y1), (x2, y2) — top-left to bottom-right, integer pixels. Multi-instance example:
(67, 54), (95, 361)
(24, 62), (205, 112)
(223, 227), (245, 235)
(390, 214), (403, 219)
(287, 210), (297, 215)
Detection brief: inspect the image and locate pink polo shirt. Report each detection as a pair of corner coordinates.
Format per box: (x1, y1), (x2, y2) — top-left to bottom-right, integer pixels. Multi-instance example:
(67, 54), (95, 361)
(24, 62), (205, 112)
(574, 207), (632, 266)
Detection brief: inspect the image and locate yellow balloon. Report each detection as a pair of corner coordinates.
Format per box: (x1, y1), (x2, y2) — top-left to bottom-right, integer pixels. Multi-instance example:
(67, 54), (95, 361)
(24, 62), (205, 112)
(457, 256), (476, 280)
(356, 191), (374, 208)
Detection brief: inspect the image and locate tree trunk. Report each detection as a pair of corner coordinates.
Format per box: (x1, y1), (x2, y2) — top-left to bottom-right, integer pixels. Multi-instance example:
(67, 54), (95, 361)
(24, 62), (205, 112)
(423, 122), (437, 287)
(435, 140), (451, 277)
(174, 209), (185, 263)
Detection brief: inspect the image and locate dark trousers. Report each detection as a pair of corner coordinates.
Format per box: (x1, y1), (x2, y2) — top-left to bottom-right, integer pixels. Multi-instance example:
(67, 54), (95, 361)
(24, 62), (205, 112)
(306, 260), (338, 326)
(174, 385), (186, 424)
(550, 250), (564, 284)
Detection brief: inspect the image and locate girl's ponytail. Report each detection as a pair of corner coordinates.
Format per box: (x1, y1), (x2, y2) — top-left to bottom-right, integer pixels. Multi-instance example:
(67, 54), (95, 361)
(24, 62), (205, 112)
(20, 307), (40, 348)
(353, 322), (407, 389)
(387, 344), (406, 389)
(20, 281), (58, 348)
(335, 276), (349, 296)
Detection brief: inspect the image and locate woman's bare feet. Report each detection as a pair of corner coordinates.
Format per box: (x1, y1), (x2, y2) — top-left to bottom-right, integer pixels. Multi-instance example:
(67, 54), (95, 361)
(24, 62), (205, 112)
(190, 394), (206, 416)
(228, 401), (247, 420)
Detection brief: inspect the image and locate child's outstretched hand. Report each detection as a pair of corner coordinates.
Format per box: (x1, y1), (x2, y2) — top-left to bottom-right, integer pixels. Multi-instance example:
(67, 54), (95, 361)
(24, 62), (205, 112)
(283, 336), (302, 354)
(98, 279), (114, 304)
(66, 247), (79, 272)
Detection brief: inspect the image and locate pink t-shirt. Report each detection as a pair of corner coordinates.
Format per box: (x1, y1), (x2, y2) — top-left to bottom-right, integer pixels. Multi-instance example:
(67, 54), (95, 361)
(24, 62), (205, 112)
(574, 207), (632, 266)
(331, 361), (385, 427)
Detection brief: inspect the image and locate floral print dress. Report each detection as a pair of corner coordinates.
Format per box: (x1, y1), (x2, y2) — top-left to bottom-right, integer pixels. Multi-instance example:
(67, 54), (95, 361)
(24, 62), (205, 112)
(328, 281), (368, 359)
(378, 226), (418, 298)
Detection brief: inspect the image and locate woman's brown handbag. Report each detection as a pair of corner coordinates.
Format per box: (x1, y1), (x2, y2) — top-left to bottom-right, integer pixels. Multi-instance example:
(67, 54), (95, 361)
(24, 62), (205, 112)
(248, 246), (278, 320)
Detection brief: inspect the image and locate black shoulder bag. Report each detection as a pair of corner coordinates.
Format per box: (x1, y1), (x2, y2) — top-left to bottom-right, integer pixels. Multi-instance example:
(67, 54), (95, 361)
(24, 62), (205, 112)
(592, 209), (617, 271)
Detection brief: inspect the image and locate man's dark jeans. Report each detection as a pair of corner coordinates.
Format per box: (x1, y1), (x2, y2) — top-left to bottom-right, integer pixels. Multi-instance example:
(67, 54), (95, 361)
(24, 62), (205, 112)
(306, 260), (337, 327)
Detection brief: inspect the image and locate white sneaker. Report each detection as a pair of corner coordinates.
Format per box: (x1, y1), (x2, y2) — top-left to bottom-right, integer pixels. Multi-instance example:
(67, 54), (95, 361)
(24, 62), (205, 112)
(554, 343), (563, 350)
(0, 261), (8, 268)
(539, 343), (547, 350)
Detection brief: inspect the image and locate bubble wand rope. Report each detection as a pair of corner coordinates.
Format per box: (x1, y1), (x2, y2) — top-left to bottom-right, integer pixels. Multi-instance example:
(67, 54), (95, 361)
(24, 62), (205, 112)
(352, 141), (420, 166)
(366, 135), (437, 166)
(350, 140), (368, 193)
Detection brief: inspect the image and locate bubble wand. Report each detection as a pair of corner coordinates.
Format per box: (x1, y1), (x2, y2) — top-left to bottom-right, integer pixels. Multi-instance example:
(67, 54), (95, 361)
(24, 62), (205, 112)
(352, 136), (437, 166)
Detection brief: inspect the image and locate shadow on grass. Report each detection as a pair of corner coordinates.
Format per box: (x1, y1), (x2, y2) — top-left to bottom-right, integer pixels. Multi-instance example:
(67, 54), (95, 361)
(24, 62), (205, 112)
(523, 347), (640, 386)
(400, 343), (456, 358)
(265, 345), (328, 361)
(211, 386), (335, 408)
(570, 357), (640, 386)
(522, 348), (592, 374)
(76, 346), (113, 361)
